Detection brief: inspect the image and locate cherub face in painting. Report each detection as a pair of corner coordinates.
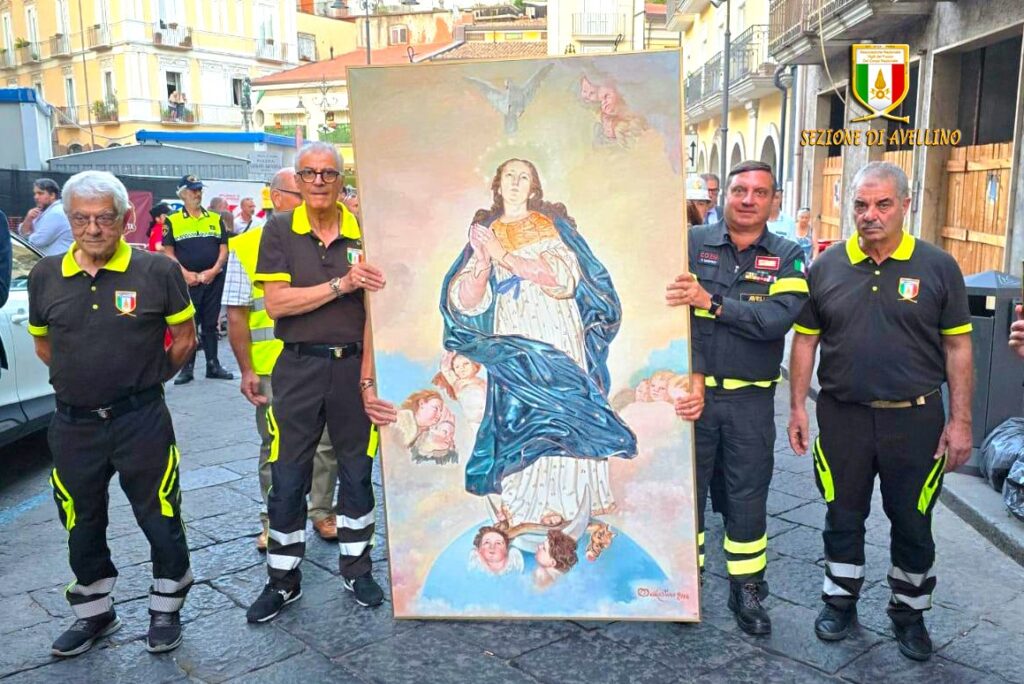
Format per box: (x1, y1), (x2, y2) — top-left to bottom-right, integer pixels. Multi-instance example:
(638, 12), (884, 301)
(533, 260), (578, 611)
(499, 160), (533, 208)
(580, 76), (599, 103)
(535, 539), (556, 569)
(650, 374), (672, 402)
(452, 354), (479, 380)
(414, 397), (445, 428)
(477, 531), (510, 570)
(597, 85), (623, 117)
(428, 421), (455, 450)
(635, 379), (652, 403)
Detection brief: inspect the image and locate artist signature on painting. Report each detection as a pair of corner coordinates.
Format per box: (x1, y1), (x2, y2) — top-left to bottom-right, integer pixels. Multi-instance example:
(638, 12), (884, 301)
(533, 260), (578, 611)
(636, 587), (689, 602)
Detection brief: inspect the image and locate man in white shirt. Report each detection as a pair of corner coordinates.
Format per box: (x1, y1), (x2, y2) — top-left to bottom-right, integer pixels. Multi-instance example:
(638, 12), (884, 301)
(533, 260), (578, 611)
(233, 197), (264, 235)
(766, 186), (797, 240)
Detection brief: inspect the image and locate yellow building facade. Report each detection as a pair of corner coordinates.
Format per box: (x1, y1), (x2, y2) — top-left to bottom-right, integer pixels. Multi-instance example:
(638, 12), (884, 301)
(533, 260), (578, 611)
(669, 0), (783, 183)
(0, 0), (354, 154)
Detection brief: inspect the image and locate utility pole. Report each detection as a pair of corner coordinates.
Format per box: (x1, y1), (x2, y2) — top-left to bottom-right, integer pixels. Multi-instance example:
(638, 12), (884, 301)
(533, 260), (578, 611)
(76, 0), (95, 148)
(713, 0), (730, 207)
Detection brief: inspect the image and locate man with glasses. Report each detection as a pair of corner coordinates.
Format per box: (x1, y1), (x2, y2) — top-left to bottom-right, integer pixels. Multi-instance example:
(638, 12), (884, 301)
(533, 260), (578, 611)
(224, 167), (339, 551)
(666, 160), (808, 635)
(702, 173), (721, 224)
(162, 175), (234, 384)
(28, 171), (197, 656)
(246, 143), (395, 622)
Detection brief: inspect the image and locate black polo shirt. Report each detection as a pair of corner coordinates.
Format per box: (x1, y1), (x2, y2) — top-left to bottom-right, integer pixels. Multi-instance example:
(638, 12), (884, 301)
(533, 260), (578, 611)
(28, 240), (195, 407)
(795, 232), (972, 403)
(162, 207), (227, 272)
(254, 202), (365, 344)
(690, 220), (809, 384)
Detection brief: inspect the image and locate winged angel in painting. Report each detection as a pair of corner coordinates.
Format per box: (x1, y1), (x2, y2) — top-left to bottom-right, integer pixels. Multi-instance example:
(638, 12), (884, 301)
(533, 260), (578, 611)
(440, 157), (638, 583)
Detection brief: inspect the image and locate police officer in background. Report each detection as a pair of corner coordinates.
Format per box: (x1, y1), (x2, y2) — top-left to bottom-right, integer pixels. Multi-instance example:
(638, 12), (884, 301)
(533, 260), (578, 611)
(789, 161), (973, 662)
(666, 160), (808, 635)
(28, 171), (197, 656)
(246, 142), (395, 623)
(162, 175), (234, 384)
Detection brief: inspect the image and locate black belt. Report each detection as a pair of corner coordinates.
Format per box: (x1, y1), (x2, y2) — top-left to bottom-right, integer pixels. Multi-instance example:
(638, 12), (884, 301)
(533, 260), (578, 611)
(284, 342), (363, 360)
(56, 386), (163, 421)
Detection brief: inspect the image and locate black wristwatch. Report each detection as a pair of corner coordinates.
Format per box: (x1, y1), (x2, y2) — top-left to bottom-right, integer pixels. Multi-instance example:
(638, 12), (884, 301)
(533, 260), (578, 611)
(707, 294), (723, 317)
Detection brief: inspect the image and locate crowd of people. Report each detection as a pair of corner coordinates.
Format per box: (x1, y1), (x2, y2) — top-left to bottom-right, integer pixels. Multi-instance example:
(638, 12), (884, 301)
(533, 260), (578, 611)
(9, 150), (1023, 665)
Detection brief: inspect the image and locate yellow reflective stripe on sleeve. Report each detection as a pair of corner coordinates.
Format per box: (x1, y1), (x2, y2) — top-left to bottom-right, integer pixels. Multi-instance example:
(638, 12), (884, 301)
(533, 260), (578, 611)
(367, 424), (379, 458)
(940, 323), (973, 336)
(793, 324), (821, 335)
(694, 309), (716, 319)
(158, 445), (181, 517)
(165, 302), (196, 325)
(27, 324), (49, 337)
(917, 454), (946, 515)
(50, 469), (76, 531)
(768, 277), (809, 295)
(813, 437), (835, 503)
(723, 534), (767, 554)
(726, 553), (767, 575)
(253, 272), (292, 284)
(267, 407), (281, 463)
(697, 531), (705, 545)
(706, 375), (781, 390)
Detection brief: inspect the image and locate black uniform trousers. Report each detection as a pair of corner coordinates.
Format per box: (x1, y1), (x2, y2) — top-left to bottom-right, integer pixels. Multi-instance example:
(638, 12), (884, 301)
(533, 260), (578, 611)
(186, 270), (225, 365)
(48, 397), (192, 618)
(694, 386), (775, 590)
(815, 391), (946, 625)
(266, 348), (375, 591)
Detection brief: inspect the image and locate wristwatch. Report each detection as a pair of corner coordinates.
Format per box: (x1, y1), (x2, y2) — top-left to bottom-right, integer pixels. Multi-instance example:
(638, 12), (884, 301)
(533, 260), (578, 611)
(359, 378), (376, 393)
(707, 293), (723, 317)
(329, 277), (344, 298)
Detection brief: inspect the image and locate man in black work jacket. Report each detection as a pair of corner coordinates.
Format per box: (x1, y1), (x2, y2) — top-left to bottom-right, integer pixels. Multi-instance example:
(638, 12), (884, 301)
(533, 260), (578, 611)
(666, 160), (808, 635)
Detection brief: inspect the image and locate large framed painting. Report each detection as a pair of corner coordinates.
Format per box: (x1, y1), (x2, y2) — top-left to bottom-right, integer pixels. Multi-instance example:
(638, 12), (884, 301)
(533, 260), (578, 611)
(349, 50), (698, 621)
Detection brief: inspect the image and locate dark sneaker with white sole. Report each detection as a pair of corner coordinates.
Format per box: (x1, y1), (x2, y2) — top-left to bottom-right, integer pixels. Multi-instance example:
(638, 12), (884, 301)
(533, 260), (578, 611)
(146, 611), (182, 653)
(343, 573), (384, 607)
(51, 611), (122, 657)
(246, 584), (302, 623)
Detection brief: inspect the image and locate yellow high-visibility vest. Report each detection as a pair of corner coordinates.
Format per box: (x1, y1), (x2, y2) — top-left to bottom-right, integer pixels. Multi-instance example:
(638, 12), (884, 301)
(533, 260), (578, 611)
(229, 228), (281, 376)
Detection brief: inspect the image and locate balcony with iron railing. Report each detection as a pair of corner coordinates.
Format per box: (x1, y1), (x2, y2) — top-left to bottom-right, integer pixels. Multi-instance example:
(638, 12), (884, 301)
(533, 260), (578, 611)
(87, 24), (111, 49)
(683, 26), (777, 123)
(16, 41), (42, 64)
(49, 34), (72, 57)
(256, 39), (286, 61)
(153, 22), (193, 48)
(572, 13), (625, 38)
(703, 52), (723, 100)
(0, 49), (14, 69)
(55, 105), (79, 126)
(161, 102), (199, 124)
(90, 98), (120, 123)
(685, 69), (703, 107)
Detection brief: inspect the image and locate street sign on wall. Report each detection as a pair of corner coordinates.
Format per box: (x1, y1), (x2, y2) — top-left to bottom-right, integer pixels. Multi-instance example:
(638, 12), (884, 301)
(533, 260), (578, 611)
(247, 151), (283, 181)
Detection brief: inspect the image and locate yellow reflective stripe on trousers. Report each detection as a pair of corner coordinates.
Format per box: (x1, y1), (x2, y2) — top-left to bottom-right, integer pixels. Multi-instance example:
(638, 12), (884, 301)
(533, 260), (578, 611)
(723, 534), (767, 554)
(367, 424), (379, 458)
(705, 374), (781, 390)
(727, 553), (767, 575)
(813, 437), (835, 503)
(50, 469), (76, 531)
(158, 445), (181, 517)
(267, 407), (281, 463)
(917, 454), (946, 514)
(768, 277), (809, 295)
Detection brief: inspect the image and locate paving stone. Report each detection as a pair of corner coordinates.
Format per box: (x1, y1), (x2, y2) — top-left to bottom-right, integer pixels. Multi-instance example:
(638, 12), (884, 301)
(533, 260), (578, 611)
(272, 595), (417, 658)
(433, 620), (580, 659)
(770, 525), (826, 564)
(342, 624), (539, 684)
(778, 502), (828, 529)
(838, 643), (992, 684)
(938, 620), (1024, 683)
(169, 609), (305, 684)
(226, 650), (363, 683)
(513, 632), (678, 683)
(699, 649), (841, 683)
(982, 591), (1024, 633)
(773, 452), (814, 475)
(210, 561), (342, 610)
(736, 599), (882, 674)
(767, 489), (808, 516)
(2, 640), (188, 683)
(106, 583), (236, 646)
(0, 593), (54, 635)
(222, 477), (264, 504)
(27, 585), (69, 619)
(181, 445), (258, 471)
(180, 486), (260, 524)
(179, 466), (242, 492)
(602, 620), (758, 679)
(187, 508), (264, 544)
(766, 556), (825, 609)
(188, 537), (264, 582)
(0, 622), (58, 677)
(767, 517), (799, 540)
(697, 573), (742, 632)
(570, 620), (616, 631)
(220, 457), (260, 478)
(769, 471), (823, 500)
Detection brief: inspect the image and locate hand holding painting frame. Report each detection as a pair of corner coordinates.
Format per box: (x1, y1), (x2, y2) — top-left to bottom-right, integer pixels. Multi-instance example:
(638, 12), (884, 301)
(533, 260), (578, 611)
(348, 49), (701, 621)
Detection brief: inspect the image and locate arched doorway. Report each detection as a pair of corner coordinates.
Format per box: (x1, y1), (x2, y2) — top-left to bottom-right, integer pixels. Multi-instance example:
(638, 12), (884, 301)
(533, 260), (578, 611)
(697, 148), (706, 174)
(68, 143), (83, 154)
(709, 144), (720, 180)
(760, 136), (778, 176)
(730, 141), (743, 170)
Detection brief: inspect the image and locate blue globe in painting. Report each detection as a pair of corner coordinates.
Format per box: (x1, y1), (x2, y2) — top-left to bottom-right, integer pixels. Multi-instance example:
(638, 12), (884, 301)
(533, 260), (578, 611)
(419, 522), (669, 616)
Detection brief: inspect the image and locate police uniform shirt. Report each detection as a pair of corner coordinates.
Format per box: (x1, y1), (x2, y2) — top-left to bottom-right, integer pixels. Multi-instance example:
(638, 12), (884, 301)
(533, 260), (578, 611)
(254, 202), (364, 344)
(690, 220), (809, 383)
(27, 240), (195, 407)
(794, 232), (972, 404)
(162, 207), (228, 272)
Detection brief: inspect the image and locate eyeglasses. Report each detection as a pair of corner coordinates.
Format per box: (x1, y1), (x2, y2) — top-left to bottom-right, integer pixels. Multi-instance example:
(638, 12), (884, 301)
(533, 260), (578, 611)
(728, 186), (773, 200)
(69, 212), (119, 229)
(277, 189), (303, 198)
(297, 168), (341, 183)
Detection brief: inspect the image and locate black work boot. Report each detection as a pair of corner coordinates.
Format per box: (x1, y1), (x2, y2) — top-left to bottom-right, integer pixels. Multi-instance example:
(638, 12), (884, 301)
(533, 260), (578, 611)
(205, 359), (234, 380)
(815, 603), (857, 641)
(51, 610), (122, 657)
(173, 360), (194, 385)
(728, 582), (771, 635)
(146, 610), (182, 653)
(892, 617), (933, 661)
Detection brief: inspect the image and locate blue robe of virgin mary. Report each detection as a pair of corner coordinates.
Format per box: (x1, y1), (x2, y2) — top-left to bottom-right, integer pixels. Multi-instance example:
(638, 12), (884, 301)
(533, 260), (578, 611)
(440, 213), (638, 498)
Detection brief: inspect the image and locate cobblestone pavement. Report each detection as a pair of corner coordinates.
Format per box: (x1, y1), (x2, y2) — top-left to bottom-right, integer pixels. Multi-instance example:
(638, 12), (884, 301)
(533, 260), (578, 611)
(2, 364), (1023, 683)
